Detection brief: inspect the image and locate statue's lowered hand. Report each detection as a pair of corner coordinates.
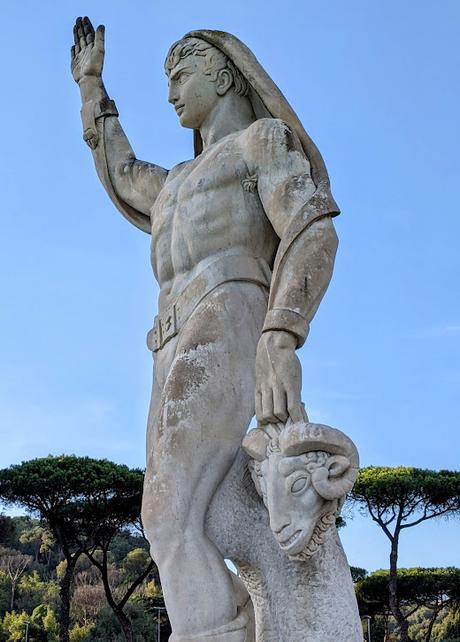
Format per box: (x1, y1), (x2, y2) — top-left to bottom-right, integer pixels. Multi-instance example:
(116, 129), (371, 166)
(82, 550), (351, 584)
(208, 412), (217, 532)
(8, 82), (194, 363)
(71, 16), (105, 84)
(255, 331), (307, 425)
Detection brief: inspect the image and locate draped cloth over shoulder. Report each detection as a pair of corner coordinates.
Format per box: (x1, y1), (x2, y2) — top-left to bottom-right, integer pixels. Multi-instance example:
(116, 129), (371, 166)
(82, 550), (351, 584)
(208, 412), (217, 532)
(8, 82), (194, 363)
(185, 30), (340, 312)
(90, 29), (340, 258)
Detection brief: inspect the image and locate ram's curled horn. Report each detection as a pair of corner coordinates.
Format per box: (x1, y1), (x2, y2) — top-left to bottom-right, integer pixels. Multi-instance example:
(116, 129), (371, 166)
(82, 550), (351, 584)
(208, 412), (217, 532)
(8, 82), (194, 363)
(279, 422), (359, 500)
(279, 422), (359, 466)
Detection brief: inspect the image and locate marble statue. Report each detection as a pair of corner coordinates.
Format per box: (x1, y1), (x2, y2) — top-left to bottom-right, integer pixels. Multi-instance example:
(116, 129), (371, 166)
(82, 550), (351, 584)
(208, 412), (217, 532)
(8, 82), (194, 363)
(71, 16), (362, 641)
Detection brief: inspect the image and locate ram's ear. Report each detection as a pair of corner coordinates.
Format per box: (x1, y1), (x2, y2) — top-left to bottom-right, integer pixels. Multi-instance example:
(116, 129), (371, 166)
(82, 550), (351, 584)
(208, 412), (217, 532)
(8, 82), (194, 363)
(243, 427), (270, 461)
(248, 460), (264, 497)
(311, 455), (358, 501)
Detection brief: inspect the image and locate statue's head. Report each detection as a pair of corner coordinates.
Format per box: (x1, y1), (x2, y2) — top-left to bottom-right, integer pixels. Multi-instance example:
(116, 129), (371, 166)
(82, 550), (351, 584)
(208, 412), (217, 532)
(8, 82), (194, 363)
(164, 37), (250, 129)
(242, 422), (359, 560)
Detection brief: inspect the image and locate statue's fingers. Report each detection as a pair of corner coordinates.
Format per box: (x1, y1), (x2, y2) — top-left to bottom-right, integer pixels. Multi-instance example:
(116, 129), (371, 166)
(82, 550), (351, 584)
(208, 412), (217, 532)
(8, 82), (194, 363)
(272, 388), (288, 423)
(287, 401), (305, 424)
(82, 16), (95, 44)
(255, 391), (263, 423)
(73, 25), (81, 54)
(71, 45), (76, 62)
(82, 16), (95, 35)
(94, 25), (105, 53)
(76, 17), (86, 50)
(79, 30), (87, 51)
(261, 388), (278, 424)
(287, 386), (305, 423)
(73, 20), (80, 45)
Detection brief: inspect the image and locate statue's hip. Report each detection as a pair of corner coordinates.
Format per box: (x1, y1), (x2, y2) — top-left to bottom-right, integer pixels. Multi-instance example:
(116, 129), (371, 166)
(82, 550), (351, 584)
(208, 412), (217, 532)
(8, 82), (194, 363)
(147, 254), (271, 353)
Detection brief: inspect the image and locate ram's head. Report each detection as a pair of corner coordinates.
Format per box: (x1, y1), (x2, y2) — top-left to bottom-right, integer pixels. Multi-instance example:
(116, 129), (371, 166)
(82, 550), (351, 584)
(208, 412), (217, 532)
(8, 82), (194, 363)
(242, 421), (359, 561)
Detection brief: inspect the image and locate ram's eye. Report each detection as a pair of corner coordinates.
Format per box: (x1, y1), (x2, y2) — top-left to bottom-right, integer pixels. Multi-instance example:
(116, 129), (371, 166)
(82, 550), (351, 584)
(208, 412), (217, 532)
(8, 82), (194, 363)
(291, 477), (309, 494)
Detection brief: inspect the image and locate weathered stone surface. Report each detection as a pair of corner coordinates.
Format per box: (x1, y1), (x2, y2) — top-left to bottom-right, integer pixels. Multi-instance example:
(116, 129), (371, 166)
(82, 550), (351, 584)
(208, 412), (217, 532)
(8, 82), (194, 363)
(72, 17), (362, 641)
(243, 422), (359, 560)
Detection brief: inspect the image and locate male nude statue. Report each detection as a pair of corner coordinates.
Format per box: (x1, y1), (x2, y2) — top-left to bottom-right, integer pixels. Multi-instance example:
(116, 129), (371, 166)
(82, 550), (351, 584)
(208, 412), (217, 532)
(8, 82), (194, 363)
(71, 17), (339, 642)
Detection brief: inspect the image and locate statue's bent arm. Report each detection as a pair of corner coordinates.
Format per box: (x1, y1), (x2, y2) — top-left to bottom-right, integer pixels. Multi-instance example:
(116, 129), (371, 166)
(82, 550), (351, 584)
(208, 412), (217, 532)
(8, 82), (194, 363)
(73, 17), (168, 234)
(79, 78), (168, 234)
(246, 118), (338, 347)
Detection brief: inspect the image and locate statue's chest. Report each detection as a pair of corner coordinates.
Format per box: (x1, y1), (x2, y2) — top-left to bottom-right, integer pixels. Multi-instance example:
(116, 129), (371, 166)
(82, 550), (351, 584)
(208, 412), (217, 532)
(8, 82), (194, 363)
(177, 145), (248, 205)
(151, 141), (252, 241)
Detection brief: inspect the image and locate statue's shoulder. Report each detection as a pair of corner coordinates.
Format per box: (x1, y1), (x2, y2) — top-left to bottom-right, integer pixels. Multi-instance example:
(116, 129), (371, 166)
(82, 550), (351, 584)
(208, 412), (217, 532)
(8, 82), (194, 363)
(239, 118), (301, 165)
(167, 159), (193, 182)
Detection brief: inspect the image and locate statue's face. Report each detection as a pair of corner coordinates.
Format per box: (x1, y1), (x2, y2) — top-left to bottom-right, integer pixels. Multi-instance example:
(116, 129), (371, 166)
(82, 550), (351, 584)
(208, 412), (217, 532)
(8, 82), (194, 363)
(168, 55), (219, 129)
(257, 452), (331, 556)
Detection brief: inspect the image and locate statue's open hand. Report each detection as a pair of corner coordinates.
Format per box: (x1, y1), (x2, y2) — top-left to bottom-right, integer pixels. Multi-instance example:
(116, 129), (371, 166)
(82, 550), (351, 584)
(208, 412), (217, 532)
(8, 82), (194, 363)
(255, 331), (307, 425)
(71, 16), (105, 84)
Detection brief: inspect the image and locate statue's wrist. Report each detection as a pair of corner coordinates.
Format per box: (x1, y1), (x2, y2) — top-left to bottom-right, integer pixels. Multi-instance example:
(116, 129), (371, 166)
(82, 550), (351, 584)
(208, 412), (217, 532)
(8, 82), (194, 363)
(78, 72), (102, 85)
(262, 329), (297, 350)
(79, 75), (105, 99)
(262, 308), (309, 348)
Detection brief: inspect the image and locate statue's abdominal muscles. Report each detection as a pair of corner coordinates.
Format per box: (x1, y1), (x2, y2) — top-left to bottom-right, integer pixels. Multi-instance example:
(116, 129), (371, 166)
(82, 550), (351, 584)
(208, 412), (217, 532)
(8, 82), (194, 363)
(149, 133), (277, 297)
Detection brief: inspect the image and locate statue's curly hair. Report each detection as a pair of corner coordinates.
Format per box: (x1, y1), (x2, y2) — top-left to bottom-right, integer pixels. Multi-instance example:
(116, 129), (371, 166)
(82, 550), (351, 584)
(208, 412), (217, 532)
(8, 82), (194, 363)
(164, 37), (249, 97)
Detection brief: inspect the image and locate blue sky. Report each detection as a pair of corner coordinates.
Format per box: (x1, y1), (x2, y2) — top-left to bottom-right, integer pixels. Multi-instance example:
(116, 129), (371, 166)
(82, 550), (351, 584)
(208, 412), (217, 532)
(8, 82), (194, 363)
(0, 0), (459, 572)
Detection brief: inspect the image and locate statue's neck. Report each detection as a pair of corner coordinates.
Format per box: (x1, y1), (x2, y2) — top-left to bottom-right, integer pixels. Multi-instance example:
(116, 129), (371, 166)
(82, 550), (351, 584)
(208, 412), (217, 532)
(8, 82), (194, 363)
(200, 94), (255, 148)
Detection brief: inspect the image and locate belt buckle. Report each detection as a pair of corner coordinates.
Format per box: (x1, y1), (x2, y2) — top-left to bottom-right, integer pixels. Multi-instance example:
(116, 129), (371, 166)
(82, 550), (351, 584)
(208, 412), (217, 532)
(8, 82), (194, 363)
(159, 303), (177, 348)
(147, 316), (161, 352)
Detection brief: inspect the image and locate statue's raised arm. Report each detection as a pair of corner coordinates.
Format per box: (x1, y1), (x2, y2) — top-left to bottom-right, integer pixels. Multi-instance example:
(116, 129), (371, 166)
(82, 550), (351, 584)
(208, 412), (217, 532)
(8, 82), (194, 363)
(71, 16), (168, 233)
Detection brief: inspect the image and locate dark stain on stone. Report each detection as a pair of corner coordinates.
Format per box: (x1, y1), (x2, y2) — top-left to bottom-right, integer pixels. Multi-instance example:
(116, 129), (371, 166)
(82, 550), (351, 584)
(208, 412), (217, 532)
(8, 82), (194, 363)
(167, 356), (208, 402)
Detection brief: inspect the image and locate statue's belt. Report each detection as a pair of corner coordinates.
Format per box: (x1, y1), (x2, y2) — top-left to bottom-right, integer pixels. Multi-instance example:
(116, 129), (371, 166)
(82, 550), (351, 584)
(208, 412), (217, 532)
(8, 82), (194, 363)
(147, 255), (271, 353)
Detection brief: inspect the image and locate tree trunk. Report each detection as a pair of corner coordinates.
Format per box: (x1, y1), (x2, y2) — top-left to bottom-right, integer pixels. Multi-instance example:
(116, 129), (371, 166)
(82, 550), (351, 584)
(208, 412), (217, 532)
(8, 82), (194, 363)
(98, 548), (134, 642)
(424, 608), (440, 642)
(85, 548), (155, 642)
(58, 553), (80, 642)
(388, 533), (412, 642)
(114, 605), (134, 642)
(10, 579), (16, 611)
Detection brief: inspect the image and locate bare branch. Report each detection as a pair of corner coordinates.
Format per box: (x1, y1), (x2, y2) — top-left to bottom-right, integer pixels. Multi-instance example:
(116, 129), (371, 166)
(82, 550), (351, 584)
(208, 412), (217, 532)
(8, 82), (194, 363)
(401, 504), (458, 529)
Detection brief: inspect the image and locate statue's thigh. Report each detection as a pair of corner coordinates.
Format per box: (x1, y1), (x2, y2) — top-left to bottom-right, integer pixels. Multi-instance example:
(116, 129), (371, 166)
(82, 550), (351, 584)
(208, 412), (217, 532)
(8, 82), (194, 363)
(146, 282), (266, 511)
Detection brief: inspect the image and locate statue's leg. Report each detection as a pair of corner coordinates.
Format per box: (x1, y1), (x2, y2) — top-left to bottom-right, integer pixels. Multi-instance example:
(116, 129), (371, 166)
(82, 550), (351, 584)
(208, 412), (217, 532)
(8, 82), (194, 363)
(142, 282), (267, 640)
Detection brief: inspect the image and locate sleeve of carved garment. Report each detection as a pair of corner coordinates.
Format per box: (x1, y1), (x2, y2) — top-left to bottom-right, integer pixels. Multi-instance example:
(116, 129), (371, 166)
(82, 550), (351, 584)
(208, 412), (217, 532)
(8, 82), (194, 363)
(247, 118), (338, 347)
(81, 99), (168, 234)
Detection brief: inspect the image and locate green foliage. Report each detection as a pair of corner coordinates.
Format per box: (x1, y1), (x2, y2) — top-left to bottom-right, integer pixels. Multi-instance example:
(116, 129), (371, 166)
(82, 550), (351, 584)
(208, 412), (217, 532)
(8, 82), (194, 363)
(109, 533), (148, 566)
(19, 526), (55, 564)
(0, 457), (147, 642)
(356, 567), (460, 614)
(31, 604), (59, 641)
(0, 518), (15, 549)
(122, 549), (151, 583)
(0, 573), (12, 618)
(0, 517), (60, 577)
(351, 467), (460, 640)
(369, 615), (387, 642)
(90, 603), (158, 642)
(352, 467), (460, 525)
(17, 572), (59, 614)
(0, 456), (144, 551)
(1, 611), (30, 642)
(141, 581), (162, 601)
(350, 566), (368, 583)
(137, 584), (168, 639)
(68, 623), (94, 642)
(433, 608), (460, 641)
